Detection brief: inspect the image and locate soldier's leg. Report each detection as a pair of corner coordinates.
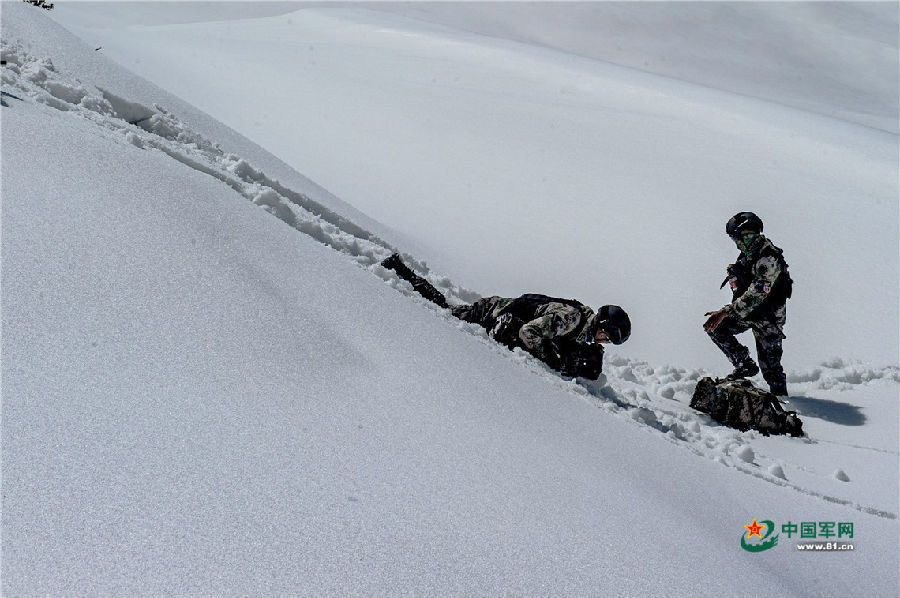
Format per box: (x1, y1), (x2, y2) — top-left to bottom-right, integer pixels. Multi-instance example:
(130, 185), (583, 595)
(707, 316), (753, 367)
(381, 253), (448, 308)
(453, 297), (522, 349)
(752, 312), (787, 396)
(451, 296), (510, 328)
(450, 304), (473, 320)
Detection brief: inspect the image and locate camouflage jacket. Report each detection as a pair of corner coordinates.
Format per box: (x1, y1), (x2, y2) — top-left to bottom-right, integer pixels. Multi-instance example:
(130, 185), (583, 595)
(494, 294), (596, 361)
(724, 235), (792, 321)
(452, 294), (603, 378)
(518, 302), (595, 358)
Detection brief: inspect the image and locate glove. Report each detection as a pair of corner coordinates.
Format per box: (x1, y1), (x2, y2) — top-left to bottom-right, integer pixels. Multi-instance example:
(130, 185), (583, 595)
(490, 313), (525, 350)
(554, 340), (604, 379)
(720, 264), (739, 289)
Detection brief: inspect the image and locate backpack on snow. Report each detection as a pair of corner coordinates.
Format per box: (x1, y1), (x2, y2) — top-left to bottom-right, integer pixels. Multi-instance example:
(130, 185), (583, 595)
(690, 377), (803, 437)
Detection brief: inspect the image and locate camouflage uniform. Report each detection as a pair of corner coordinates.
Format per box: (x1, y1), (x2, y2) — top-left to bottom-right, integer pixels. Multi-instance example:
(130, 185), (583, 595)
(452, 295), (596, 366)
(379, 253), (605, 378)
(708, 235), (792, 395)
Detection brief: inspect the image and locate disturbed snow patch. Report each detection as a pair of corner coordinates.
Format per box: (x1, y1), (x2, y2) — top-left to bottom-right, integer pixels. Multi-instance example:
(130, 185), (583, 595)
(1, 41), (476, 304)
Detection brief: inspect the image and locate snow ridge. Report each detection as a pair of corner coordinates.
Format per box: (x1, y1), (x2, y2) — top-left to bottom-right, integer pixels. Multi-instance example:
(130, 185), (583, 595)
(3, 40), (897, 518)
(1, 41), (479, 299)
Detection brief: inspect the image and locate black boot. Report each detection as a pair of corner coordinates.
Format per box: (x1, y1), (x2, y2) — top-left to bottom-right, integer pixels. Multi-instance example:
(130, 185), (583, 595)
(768, 381), (788, 398)
(380, 253), (449, 308)
(724, 359), (759, 381)
(380, 253), (404, 272)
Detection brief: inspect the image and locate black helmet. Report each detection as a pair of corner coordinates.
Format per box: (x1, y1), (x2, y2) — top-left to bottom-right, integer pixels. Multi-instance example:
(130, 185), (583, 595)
(595, 305), (631, 345)
(726, 212), (763, 239)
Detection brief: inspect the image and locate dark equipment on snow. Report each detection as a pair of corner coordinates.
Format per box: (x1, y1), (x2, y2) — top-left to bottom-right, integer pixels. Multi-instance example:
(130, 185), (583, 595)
(690, 377), (803, 437)
(726, 211), (764, 239)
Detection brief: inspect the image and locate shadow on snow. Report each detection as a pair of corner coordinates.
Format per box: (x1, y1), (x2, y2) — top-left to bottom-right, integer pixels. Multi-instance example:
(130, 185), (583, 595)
(787, 395), (866, 426)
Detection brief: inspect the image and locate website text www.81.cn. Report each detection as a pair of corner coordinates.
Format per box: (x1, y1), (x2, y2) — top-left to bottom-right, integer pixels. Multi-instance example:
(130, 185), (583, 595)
(796, 542), (855, 551)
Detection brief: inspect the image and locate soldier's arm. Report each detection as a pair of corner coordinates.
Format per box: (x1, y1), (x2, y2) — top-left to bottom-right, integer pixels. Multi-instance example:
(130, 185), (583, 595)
(518, 303), (583, 358)
(725, 256), (781, 319)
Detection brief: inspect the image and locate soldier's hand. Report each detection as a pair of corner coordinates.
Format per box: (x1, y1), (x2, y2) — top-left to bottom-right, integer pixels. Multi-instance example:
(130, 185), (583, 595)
(703, 309), (728, 332)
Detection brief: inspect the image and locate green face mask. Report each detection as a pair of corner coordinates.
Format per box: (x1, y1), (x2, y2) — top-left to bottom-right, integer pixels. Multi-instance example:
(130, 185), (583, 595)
(735, 233), (761, 256)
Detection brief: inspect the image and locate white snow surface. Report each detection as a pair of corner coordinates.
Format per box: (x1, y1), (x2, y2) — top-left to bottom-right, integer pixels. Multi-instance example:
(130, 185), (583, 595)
(49, 1), (899, 370)
(2, 3), (899, 596)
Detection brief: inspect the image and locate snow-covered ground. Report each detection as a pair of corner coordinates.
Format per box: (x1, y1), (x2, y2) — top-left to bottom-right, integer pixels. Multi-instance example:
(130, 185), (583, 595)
(2, 2), (898, 596)
(358, 1), (900, 133)
(50, 2), (899, 372)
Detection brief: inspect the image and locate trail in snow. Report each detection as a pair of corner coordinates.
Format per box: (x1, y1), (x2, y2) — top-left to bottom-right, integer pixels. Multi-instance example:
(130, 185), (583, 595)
(1, 40), (481, 304)
(3, 41), (897, 517)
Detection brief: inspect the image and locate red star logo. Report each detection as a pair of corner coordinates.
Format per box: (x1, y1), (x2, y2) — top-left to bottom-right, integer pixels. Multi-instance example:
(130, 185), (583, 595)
(744, 518), (765, 538)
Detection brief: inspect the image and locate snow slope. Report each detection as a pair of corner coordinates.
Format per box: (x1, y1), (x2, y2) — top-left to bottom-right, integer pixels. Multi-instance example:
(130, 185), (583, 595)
(359, 1), (900, 133)
(53, 2), (900, 371)
(2, 3), (899, 596)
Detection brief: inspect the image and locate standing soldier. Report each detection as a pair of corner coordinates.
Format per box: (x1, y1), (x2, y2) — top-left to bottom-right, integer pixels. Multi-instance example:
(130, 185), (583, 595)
(703, 212), (793, 397)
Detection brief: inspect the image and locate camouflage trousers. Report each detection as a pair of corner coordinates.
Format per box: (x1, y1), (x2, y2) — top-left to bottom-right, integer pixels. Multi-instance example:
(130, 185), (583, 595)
(451, 296), (513, 332)
(708, 304), (787, 393)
